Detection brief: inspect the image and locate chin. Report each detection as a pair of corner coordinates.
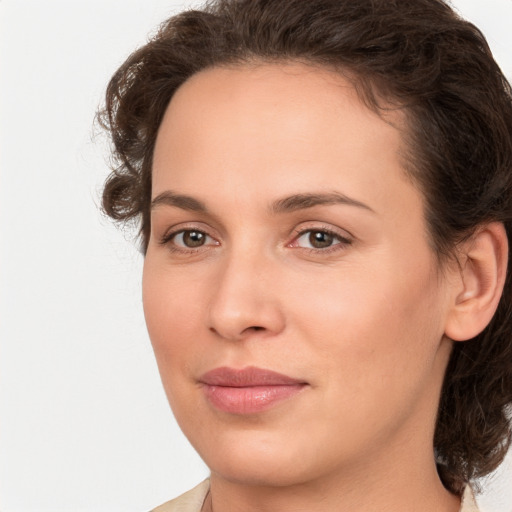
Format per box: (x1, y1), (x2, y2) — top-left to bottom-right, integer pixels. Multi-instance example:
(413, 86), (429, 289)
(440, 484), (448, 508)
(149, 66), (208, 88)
(209, 455), (313, 488)
(191, 425), (331, 488)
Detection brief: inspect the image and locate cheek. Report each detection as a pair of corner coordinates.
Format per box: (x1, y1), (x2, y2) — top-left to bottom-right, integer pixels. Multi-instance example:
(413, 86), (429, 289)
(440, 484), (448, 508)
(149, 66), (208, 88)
(291, 254), (445, 392)
(142, 261), (209, 423)
(282, 264), (446, 460)
(143, 261), (205, 342)
(142, 260), (208, 399)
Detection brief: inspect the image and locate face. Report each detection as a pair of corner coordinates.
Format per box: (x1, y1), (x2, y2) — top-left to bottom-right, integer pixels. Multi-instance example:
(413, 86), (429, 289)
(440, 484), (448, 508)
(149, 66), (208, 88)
(144, 63), (454, 487)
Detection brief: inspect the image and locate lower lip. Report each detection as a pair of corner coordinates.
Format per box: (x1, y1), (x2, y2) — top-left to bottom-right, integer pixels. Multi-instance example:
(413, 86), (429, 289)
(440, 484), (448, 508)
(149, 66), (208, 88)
(202, 384), (306, 414)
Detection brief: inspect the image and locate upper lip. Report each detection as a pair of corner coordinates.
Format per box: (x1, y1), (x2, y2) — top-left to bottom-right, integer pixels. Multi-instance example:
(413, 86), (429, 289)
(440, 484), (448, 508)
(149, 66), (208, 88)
(199, 366), (306, 387)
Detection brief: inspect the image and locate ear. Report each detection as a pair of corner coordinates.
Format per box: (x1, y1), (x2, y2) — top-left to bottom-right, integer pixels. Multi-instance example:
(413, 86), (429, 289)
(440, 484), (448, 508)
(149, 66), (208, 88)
(444, 222), (508, 342)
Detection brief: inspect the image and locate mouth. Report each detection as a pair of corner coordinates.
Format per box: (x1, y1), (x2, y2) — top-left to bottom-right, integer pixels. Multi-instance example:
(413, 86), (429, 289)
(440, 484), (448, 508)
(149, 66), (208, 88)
(198, 366), (308, 414)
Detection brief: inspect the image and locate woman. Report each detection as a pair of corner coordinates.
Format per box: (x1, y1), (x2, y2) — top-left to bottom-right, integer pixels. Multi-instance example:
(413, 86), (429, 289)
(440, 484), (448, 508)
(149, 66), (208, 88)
(99, 0), (512, 510)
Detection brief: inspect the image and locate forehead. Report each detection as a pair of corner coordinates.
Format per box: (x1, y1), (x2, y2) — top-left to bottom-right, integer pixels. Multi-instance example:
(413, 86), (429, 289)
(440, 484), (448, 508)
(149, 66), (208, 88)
(157, 62), (404, 152)
(152, 62), (420, 221)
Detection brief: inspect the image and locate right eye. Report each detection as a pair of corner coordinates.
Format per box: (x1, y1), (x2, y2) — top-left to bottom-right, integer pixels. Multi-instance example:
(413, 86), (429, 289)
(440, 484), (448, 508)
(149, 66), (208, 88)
(162, 229), (219, 252)
(173, 230), (210, 248)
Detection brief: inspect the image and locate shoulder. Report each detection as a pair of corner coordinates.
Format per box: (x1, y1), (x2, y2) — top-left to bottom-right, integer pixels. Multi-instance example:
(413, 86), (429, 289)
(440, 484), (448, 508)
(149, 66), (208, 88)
(150, 479), (210, 512)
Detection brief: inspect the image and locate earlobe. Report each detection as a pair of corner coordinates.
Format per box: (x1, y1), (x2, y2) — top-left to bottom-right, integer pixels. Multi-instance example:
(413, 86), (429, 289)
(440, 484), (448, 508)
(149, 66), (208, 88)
(444, 222), (508, 342)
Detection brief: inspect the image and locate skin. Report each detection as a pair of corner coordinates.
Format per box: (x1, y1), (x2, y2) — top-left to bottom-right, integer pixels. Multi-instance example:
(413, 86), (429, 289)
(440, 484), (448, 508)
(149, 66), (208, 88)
(144, 63), (464, 512)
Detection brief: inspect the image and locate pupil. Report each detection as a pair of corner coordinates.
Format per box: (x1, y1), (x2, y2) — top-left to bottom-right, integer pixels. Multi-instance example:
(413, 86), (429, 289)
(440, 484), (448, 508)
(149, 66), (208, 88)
(183, 231), (205, 247)
(309, 231), (333, 248)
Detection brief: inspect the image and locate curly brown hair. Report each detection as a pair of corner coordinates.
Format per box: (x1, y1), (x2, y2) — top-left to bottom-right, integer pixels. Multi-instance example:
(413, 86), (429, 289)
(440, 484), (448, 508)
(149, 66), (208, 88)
(99, 0), (512, 496)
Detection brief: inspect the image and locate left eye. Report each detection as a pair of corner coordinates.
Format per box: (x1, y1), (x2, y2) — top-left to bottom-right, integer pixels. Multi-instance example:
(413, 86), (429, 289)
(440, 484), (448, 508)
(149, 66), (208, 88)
(293, 230), (348, 249)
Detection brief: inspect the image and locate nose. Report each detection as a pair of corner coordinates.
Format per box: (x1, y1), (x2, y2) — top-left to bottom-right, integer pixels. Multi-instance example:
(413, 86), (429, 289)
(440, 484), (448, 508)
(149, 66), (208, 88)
(207, 253), (286, 341)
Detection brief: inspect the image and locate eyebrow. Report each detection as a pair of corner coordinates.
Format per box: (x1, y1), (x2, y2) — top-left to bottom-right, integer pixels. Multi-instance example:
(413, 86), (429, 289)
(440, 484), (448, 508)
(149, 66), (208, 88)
(151, 191), (207, 212)
(151, 190), (375, 214)
(270, 192), (375, 214)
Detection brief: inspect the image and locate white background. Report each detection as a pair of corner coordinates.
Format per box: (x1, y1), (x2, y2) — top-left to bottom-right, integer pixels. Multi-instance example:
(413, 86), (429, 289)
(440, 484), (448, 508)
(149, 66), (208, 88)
(1, 1), (511, 511)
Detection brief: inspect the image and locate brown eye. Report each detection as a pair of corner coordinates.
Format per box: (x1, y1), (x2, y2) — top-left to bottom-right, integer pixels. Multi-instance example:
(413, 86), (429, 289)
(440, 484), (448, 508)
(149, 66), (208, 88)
(292, 229), (351, 252)
(169, 230), (213, 249)
(179, 230), (207, 247)
(161, 227), (220, 253)
(308, 231), (334, 249)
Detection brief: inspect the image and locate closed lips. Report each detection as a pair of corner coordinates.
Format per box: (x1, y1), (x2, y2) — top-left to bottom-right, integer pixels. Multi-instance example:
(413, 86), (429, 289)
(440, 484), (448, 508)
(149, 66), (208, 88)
(199, 366), (308, 414)
(199, 366), (307, 387)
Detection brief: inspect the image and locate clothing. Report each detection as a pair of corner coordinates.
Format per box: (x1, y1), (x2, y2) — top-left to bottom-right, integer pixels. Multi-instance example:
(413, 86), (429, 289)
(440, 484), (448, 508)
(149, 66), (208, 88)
(151, 480), (210, 512)
(150, 478), (480, 512)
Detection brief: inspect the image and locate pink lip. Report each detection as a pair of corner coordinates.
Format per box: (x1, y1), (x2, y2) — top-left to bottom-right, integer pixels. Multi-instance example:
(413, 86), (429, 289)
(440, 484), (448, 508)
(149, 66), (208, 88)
(199, 366), (307, 414)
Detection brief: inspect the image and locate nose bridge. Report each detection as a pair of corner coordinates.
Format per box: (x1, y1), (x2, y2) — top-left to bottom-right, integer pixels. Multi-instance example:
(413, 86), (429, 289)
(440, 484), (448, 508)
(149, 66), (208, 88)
(207, 243), (284, 340)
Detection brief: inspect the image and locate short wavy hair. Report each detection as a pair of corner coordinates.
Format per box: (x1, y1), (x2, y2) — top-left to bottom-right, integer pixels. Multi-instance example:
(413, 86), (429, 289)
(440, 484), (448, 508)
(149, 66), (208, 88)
(99, 0), (512, 495)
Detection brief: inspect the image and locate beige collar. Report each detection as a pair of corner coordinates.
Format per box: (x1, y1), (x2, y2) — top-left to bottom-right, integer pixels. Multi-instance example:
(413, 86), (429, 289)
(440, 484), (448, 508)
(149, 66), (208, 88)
(151, 479), (480, 512)
(460, 485), (480, 512)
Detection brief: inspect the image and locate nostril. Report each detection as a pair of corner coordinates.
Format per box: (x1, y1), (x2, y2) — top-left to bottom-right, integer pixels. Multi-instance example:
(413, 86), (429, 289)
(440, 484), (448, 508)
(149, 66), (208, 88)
(209, 325), (264, 334)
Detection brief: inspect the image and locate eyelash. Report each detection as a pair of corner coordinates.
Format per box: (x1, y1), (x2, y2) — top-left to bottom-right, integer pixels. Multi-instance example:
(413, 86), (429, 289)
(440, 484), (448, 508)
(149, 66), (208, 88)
(159, 225), (353, 255)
